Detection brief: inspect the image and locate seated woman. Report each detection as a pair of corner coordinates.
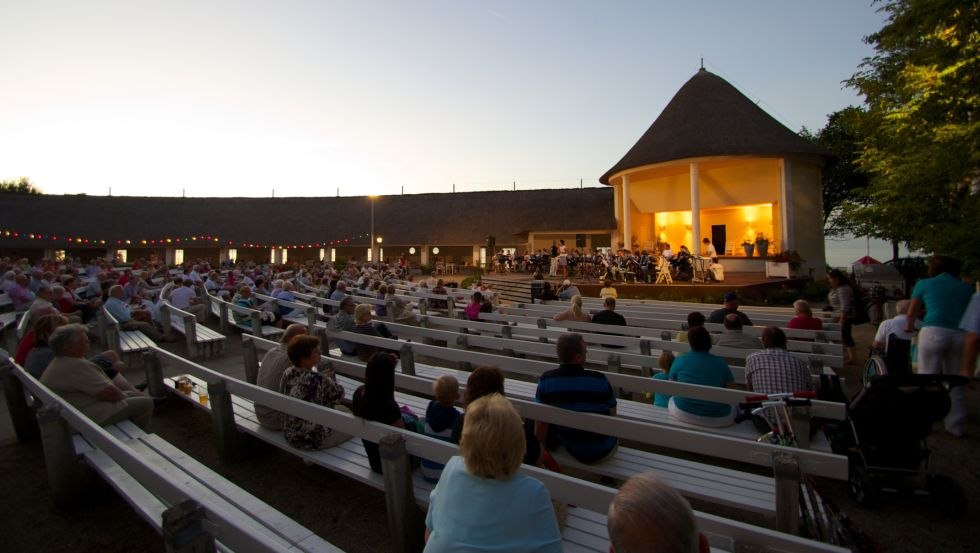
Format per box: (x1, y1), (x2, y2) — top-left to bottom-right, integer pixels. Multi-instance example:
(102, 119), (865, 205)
(667, 327), (735, 427)
(425, 394), (562, 552)
(352, 304), (398, 362)
(553, 294), (591, 323)
(651, 351), (675, 408)
(279, 335), (349, 450)
(352, 353), (406, 473)
(450, 366), (540, 466)
(464, 291), (484, 321)
(787, 299), (823, 330)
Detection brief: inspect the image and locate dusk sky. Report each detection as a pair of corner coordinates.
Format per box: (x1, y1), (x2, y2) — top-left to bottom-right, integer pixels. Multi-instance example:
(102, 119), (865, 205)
(2, 1), (886, 199)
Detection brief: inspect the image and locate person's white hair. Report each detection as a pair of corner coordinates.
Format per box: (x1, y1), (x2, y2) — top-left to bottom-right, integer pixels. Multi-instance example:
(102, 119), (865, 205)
(896, 298), (911, 316)
(49, 323), (88, 356)
(608, 473), (699, 553)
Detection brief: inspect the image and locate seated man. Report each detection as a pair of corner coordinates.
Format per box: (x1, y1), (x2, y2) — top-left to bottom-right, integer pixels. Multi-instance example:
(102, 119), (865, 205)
(104, 284), (165, 341)
(168, 278), (209, 323)
(607, 472), (710, 553)
(872, 298), (920, 374)
(745, 327), (814, 395)
(534, 333), (618, 464)
(9, 273), (35, 312)
(351, 303), (398, 361)
(327, 296), (358, 355)
(40, 324), (153, 430)
(329, 281), (348, 302)
(708, 292), (753, 325)
(557, 279), (581, 301)
(592, 297), (627, 348)
(713, 313), (761, 350)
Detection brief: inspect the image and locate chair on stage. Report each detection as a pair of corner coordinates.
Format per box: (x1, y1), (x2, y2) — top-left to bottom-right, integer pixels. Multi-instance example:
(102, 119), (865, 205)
(655, 256), (673, 284)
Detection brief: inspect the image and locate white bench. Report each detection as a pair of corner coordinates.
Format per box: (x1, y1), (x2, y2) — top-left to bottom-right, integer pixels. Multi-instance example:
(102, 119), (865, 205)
(99, 306), (156, 367)
(11, 363), (343, 553)
(158, 300), (226, 359)
(205, 292), (284, 339)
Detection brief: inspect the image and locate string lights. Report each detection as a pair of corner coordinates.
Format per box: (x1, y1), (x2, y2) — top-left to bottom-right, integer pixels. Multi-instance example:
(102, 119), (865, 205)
(0, 228), (372, 249)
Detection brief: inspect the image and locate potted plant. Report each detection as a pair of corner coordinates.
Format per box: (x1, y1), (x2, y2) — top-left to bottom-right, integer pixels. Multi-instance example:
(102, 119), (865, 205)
(741, 239), (755, 257)
(755, 233), (770, 258)
(766, 250), (804, 278)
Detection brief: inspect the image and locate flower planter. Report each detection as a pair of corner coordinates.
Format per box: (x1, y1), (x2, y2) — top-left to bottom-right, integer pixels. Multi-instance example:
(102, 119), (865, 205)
(765, 261), (793, 278)
(742, 244), (755, 257)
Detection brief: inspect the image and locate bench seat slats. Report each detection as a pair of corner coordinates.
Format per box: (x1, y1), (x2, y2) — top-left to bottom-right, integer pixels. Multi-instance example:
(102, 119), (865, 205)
(79, 444), (168, 530)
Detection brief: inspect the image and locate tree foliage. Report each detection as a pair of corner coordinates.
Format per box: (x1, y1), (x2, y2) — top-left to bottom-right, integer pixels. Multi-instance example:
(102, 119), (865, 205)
(0, 177), (41, 194)
(844, 0), (980, 274)
(801, 107), (871, 237)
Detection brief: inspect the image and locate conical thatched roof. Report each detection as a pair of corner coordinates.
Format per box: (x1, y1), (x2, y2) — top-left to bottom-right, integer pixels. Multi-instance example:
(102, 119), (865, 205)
(600, 69), (829, 184)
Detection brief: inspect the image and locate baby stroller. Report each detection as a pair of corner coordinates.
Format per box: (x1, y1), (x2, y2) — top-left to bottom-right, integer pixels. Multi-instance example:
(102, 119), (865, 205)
(830, 373), (968, 516)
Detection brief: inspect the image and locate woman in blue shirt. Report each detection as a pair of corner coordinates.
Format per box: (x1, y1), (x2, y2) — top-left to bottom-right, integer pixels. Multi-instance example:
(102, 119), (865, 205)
(424, 394), (561, 553)
(667, 327), (735, 427)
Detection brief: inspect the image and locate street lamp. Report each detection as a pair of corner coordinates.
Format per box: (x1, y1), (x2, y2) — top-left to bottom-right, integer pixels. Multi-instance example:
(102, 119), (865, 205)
(369, 195), (379, 265)
(376, 236), (383, 265)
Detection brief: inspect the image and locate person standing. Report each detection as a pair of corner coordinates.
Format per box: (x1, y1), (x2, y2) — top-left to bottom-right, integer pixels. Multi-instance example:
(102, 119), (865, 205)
(905, 256), (973, 437)
(826, 270), (856, 364)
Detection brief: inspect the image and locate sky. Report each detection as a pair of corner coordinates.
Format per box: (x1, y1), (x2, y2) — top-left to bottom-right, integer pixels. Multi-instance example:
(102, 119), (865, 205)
(1, 1), (888, 200)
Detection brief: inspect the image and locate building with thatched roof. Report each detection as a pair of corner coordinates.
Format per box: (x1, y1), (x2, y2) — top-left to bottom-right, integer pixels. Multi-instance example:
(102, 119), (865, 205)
(0, 189), (615, 267)
(600, 68), (829, 274)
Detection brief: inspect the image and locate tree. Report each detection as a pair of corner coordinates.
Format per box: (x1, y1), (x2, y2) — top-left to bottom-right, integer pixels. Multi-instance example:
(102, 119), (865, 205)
(843, 0), (980, 274)
(801, 107), (872, 237)
(0, 177), (41, 194)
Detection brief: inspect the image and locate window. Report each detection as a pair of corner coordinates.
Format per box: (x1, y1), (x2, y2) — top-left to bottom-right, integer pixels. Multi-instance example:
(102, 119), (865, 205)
(228, 248), (238, 262)
(281, 249), (288, 264)
(269, 249), (275, 264)
(319, 248), (325, 261)
(174, 249), (184, 265)
(331, 248), (337, 263)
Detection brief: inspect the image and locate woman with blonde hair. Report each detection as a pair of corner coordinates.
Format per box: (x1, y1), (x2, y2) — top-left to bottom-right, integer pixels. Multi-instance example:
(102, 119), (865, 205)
(424, 394), (561, 552)
(552, 294), (591, 323)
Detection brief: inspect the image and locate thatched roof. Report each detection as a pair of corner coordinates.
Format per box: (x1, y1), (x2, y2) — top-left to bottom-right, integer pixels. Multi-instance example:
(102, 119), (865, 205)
(0, 188), (615, 248)
(600, 69), (830, 184)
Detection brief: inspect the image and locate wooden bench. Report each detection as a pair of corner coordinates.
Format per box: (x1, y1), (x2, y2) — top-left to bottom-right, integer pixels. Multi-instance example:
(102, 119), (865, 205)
(205, 292), (284, 339)
(99, 306), (157, 368)
(10, 363), (343, 553)
(158, 300), (226, 359)
(146, 346), (846, 553)
(253, 292), (319, 328)
(476, 276), (537, 304)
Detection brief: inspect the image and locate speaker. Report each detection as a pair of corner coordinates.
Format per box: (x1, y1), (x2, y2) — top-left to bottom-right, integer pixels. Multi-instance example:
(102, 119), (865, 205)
(575, 234), (586, 248)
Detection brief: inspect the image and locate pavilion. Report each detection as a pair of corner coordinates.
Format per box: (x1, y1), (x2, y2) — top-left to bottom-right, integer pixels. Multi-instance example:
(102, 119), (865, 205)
(600, 68), (830, 275)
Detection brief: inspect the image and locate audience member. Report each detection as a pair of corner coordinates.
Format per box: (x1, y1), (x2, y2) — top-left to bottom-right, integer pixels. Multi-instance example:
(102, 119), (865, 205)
(745, 327), (814, 395)
(352, 303), (398, 361)
(607, 472), (709, 553)
(713, 313), (761, 349)
(329, 281), (348, 302)
(421, 375), (462, 483)
(352, 353), (406, 473)
(708, 292), (753, 326)
(255, 324), (308, 430)
(826, 270), (857, 364)
(104, 284), (166, 341)
(592, 297), (626, 327)
(169, 278), (208, 323)
(667, 327), (734, 427)
(675, 311), (706, 344)
(328, 296), (358, 355)
(553, 294), (591, 323)
(534, 333), (618, 464)
(599, 281), (618, 300)
(8, 274), (35, 311)
(557, 279), (581, 301)
(464, 292), (484, 321)
(424, 394), (562, 553)
(279, 335), (349, 450)
(787, 299), (823, 330)
(40, 324), (152, 430)
(652, 351), (675, 409)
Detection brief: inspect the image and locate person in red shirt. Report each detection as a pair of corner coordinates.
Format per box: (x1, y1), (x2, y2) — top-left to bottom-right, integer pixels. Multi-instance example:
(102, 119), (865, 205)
(787, 299), (824, 330)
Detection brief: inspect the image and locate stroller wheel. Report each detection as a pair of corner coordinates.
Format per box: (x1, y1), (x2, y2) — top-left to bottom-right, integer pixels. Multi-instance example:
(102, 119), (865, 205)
(849, 466), (876, 506)
(927, 474), (967, 517)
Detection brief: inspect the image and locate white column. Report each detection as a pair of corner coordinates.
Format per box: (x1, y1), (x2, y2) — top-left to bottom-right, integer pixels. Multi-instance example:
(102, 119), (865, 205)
(219, 248), (229, 264)
(472, 244), (480, 268)
(622, 174), (631, 250)
(779, 158), (793, 251)
(165, 248), (175, 266)
(690, 162), (701, 250)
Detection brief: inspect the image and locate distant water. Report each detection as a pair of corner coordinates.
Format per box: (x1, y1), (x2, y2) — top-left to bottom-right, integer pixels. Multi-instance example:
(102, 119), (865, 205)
(824, 236), (918, 269)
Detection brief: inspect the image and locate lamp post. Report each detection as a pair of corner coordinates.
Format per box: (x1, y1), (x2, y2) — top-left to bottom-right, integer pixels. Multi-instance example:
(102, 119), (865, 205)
(369, 195), (378, 265)
(376, 236), (383, 265)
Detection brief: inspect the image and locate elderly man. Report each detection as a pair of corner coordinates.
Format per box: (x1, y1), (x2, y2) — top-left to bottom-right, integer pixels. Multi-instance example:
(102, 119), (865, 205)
(708, 292), (753, 326)
(169, 278), (208, 323)
(9, 273), (35, 311)
(745, 327), (814, 395)
(328, 296), (358, 355)
(40, 324), (153, 430)
(255, 324), (310, 430)
(28, 285), (58, 316)
(534, 333), (618, 464)
(104, 284), (165, 341)
(607, 472), (709, 553)
(714, 313), (762, 349)
(330, 281), (348, 302)
(557, 279), (581, 301)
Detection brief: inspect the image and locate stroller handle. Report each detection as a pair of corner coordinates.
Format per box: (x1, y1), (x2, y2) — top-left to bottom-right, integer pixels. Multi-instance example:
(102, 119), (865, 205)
(744, 391), (817, 402)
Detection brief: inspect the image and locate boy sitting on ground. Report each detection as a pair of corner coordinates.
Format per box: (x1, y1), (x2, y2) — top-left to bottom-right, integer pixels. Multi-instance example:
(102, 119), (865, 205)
(421, 375), (462, 482)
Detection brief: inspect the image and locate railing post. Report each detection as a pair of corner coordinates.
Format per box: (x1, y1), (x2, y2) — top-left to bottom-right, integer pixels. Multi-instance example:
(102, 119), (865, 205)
(385, 300), (396, 322)
(162, 499), (217, 553)
(790, 407), (812, 449)
(143, 350), (168, 399)
(242, 337), (259, 385)
(1, 364), (39, 441)
(446, 297), (456, 319)
(809, 358), (824, 375)
(501, 325), (513, 340)
(773, 453), (801, 535)
(315, 327), (331, 357)
(399, 343), (416, 376)
(37, 405), (83, 507)
(249, 312), (264, 337)
(182, 314), (198, 358)
(207, 380), (242, 464)
(160, 305), (175, 341)
(417, 298), (428, 316)
(536, 318), (549, 343)
(379, 434), (425, 553)
(305, 306), (317, 332)
(218, 302), (231, 333)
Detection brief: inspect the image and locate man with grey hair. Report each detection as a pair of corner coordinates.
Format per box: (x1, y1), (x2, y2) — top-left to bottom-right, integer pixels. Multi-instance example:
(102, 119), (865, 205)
(104, 284), (165, 341)
(256, 323), (310, 430)
(607, 472), (709, 553)
(40, 324), (153, 430)
(872, 298), (921, 374)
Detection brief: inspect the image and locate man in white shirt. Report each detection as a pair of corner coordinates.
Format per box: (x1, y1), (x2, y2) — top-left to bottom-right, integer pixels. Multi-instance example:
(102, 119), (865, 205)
(168, 279), (208, 323)
(701, 238), (717, 258)
(872, 299), (921, 352)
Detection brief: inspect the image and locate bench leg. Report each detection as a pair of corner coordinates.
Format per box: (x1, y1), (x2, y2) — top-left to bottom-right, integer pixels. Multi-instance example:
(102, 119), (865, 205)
(2, 368), (39, 441)
(163, 499), (217, 553)
(379, 434), (425, 553)
(143, 351), (169, 399)
(38, 406), (84, 507)
(208, 380), (243, 465)
(773, 453), (801, 535)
